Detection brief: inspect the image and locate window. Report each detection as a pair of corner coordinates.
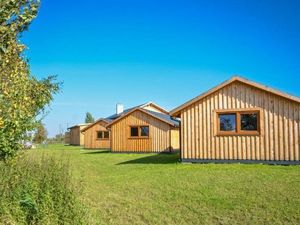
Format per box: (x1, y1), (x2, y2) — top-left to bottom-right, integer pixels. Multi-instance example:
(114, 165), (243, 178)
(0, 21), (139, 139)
(103, 131), (110, 139)
(217, 110), (260, 135)
(130, 127), (139, 137)
(140, 126), (149, 137)
(219, 114), (236, 132)
(130, 126), (150, 138)
(97, 131), (110, 139)
(240, 113), (258, 131)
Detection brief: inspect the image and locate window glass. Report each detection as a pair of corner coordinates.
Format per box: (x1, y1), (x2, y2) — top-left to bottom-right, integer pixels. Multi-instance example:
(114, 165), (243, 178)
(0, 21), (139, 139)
(97, 131), (103, 139)
(103, 131), (109, 139)
(241, 113), (258, 131)
(130, 127), (139, 137)
(219, 114), (236, 132)
(140, 126), (149, 137)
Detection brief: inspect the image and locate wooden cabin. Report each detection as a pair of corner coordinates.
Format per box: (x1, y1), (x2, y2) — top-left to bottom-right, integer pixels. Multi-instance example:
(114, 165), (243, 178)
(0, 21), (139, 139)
(81, 102), (180, 151)
(68, 124), (90, 146)
(81, 119), (111, 149)
(106, 107), (180, 153)
(170, 76), (300, 165)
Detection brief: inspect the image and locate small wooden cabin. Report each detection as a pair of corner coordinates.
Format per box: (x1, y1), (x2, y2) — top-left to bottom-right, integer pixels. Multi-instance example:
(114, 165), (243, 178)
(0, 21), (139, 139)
(106, 108), (180, 153)
(81, 119), (111, 149)
(81, 102), (179, 151)
(170, 76), (300, 165)
(68, 124), (90, 146)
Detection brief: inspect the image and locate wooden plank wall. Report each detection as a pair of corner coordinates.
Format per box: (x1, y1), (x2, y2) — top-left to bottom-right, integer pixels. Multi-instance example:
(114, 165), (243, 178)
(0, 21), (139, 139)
(111, 110), (172, 152)
(70, 126), (86, 146)
(83, 121), (111, 149)
(70, 127), (80, 145)
(171, 128), (180, 150)
(181, 80), (300, 162)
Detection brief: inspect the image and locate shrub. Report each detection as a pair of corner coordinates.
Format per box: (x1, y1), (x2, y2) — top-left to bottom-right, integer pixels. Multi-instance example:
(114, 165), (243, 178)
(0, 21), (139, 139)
(0, 152), (88, 224)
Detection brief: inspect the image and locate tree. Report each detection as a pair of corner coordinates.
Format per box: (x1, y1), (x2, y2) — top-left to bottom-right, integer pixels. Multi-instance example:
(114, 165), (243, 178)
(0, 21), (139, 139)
(0, 0), (61, 160)
(33, 123), (48, 144)
(85, 112), (95, 123)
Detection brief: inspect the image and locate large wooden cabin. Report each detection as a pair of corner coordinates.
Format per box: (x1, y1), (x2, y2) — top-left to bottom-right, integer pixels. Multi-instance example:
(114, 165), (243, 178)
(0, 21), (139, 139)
(170, 76), (300, 165)
(68, 124), (90, 146)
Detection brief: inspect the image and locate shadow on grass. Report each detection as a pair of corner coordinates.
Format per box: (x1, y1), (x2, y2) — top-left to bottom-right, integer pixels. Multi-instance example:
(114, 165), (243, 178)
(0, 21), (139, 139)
(117, 153), (180, 165)
(82, 150), (111, 154)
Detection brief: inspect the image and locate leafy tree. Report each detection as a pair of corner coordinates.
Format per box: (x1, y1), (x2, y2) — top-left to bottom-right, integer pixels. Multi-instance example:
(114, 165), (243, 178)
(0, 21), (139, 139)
(85, 112), (95, 123)
(33, 123), (47, 144)
(0, 0), (61, 160)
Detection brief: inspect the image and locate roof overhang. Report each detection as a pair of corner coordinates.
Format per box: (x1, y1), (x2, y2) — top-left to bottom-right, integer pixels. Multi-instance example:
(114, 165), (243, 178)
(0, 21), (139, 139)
(170, 75), (300, 117)
(106, 108), (176, 128)
(81, 119), (110, 133)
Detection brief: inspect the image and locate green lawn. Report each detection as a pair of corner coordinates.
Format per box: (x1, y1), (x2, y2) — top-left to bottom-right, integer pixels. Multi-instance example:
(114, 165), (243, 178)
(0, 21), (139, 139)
(32, 144), (300, 225)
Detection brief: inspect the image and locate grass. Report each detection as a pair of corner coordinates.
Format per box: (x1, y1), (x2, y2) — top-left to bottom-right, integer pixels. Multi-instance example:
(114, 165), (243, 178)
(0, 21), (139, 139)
(0, 151), (87, 225)
(30, 144), (300, 225)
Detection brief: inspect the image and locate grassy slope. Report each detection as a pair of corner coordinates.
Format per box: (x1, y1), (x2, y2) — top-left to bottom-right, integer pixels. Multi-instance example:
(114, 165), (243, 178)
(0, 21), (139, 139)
(33, 144), (300, 225)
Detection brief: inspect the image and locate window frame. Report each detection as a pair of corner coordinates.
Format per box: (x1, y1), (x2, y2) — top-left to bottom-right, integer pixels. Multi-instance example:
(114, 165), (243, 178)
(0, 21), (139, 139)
(216, 109), (261, 136)
(140, 126), (150, 137)
(130, 126), (139, 138)
(96, 131), (110, 140)
(129, 125), (150, 139)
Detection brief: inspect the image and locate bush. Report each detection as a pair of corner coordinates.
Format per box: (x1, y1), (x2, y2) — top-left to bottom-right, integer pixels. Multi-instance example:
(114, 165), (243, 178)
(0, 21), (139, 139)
(0, 153), (88, 224)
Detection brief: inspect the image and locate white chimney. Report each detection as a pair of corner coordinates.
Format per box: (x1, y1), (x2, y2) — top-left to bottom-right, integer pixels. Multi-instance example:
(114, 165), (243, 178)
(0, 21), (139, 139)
(116, 103), (124, 114)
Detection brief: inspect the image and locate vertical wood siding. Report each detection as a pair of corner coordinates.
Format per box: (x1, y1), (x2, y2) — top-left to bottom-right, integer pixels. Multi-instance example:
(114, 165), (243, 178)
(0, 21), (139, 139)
(111, 110), (175, 152)
(181, 81), (300, 162)
(69, 126), (85, 146)
(171, 128), (180, 150)
(83, 121), (110, 149)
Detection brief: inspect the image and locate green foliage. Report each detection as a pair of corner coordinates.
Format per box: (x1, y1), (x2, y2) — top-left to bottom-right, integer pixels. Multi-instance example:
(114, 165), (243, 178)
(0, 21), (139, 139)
(33, 122), (47, 144)
(0, 0), (61, 160)
(85, 112), (95, 123)
(0, 152), (88, 224)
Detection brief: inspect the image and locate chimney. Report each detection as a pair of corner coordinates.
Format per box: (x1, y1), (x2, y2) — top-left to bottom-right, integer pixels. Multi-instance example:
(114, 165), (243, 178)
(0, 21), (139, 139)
(116, 103), (124, 114)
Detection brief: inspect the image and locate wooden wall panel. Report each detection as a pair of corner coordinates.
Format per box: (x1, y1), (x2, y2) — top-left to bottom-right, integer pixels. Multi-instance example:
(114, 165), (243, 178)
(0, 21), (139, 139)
(180, 80), (300, 162)
(111, 110), (174, 152)
(171, 129), (180, 150)
(69, 127), (84, 146)
(83, 121), (110, 149)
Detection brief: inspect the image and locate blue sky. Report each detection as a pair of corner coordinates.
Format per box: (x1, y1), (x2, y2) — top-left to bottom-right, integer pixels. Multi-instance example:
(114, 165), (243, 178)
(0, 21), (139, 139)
(22, 0), (300, 137)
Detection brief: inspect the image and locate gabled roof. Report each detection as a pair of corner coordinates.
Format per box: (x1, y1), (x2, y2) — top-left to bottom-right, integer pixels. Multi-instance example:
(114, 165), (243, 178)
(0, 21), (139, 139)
(170, 76), (300, 117)
(106, 108), (180, 128)
(106, 101), (169, 120)
(82, 102), (170, 133)
(68, 123), (91, 130)
(81, 118), (111, 133)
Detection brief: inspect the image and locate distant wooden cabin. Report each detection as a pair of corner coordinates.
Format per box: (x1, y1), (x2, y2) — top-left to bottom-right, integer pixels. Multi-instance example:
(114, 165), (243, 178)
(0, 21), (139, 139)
(106, 104), (180, 153)
(170, 76), (300, 165)
(68, 124), (90, 146)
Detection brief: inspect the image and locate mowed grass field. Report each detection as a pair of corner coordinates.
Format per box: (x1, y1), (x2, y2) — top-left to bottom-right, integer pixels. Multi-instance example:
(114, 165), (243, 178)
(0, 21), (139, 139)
(32, 144), (300, 225)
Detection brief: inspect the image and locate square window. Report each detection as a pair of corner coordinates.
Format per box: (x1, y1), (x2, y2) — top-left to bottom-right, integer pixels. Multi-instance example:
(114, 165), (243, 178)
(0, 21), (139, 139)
(103, 131), (109, 139)
(219, 114), (236, 132)
(130, 127), (139, 137)
(140, 126), (149, 137)
(241, 113), (258, 131)
(97, 131), (103, 139)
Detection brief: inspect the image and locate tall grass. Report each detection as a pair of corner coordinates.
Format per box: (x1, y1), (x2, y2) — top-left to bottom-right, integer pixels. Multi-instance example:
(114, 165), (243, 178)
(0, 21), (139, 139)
(0, 152), (88, 225)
